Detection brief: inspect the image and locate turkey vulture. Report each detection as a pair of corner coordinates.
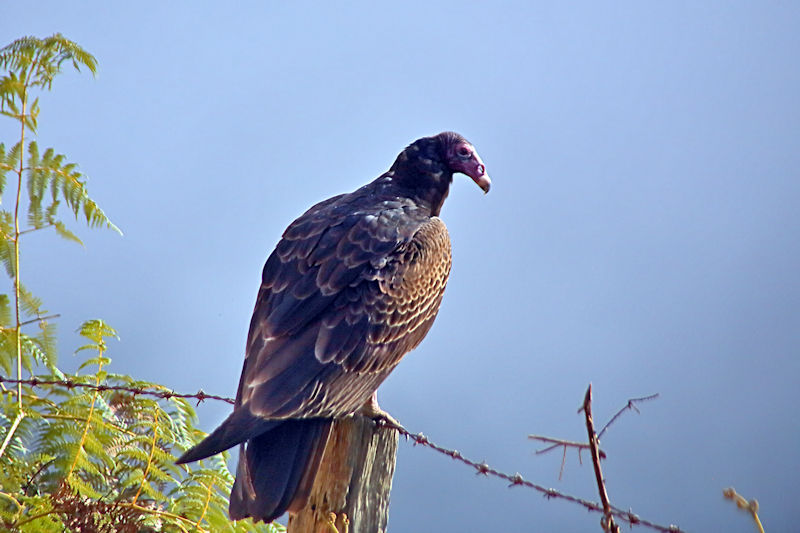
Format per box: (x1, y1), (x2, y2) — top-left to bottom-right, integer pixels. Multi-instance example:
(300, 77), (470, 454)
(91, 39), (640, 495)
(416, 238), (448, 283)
(176, 131), (490, 522)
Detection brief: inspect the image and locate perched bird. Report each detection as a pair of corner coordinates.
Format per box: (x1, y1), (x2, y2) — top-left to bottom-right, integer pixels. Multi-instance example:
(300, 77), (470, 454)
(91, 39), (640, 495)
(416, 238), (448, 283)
(176, 131), (490, 522)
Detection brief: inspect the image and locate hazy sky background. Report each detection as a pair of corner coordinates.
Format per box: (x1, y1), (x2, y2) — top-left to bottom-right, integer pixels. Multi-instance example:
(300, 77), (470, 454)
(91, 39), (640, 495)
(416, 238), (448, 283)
(2, 2), (799, 531)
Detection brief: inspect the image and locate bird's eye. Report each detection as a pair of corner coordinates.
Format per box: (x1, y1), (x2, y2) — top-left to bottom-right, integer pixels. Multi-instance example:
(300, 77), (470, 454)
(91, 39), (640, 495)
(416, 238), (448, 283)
(456, 145), (472, 158)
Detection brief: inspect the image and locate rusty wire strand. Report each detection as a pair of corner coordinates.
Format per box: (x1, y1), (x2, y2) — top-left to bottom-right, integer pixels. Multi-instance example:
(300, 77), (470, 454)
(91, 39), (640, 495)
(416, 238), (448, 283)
(0, 375), (235, 405)
(0, 375), (683, 533)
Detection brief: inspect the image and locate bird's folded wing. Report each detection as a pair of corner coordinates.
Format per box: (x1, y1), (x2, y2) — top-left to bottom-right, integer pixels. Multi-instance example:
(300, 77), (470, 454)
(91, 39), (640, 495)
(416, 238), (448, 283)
(236, 205), (451, 421)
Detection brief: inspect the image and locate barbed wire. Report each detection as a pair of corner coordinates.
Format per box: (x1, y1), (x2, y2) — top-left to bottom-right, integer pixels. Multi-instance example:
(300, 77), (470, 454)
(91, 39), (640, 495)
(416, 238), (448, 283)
(395, 427), (681, 532)
(0, 375), (235, 405)
(0, 375), (683, 533)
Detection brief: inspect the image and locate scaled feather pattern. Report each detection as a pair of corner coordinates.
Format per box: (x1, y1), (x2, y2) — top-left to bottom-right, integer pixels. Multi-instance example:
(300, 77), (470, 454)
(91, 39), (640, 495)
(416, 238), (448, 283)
(176, 131), (491, 523)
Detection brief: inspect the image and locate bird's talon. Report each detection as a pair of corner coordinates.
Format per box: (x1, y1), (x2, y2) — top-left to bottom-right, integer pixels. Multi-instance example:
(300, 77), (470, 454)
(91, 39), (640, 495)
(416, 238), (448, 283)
(359, 392), (405, 431)
(371, 412), (406, 432)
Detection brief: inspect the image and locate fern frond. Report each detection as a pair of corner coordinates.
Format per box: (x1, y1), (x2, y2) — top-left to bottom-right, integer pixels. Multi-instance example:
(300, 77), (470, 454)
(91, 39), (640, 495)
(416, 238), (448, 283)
(19, 332), (53, 373)
(52, 221), (81, 245)
(4, 141), (22, 185)
(24, 147), (122, 238)
(18, 284), (44, 318)
(0, 294), (10, 326)
(76, 319), (118, 352)
(0, 237), (14, 279)
(33, 319), (57, 372)
(0, 34), (97, 90)
(0, 74), (24, 115)
(65, 475), (102, 499)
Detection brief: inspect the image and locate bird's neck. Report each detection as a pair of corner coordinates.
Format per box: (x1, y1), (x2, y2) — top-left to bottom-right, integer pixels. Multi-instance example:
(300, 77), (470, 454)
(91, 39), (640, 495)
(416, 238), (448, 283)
(417, 175), (452, 217)
(387, 158), (453, 217)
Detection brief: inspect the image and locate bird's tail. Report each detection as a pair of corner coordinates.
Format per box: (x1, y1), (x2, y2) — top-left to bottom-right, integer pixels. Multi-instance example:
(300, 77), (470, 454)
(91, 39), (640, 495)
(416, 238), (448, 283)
(176, 409), (279, 465)
(229, 418), (333, 523)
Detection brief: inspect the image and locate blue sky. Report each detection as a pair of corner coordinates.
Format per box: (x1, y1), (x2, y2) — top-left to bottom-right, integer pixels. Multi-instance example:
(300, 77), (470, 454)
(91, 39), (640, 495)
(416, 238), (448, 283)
(2, 2), (799, 531)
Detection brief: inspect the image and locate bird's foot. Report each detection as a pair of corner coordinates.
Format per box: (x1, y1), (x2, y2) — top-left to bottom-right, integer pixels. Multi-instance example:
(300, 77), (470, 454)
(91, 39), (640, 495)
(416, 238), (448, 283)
(359, 392), (405, 432)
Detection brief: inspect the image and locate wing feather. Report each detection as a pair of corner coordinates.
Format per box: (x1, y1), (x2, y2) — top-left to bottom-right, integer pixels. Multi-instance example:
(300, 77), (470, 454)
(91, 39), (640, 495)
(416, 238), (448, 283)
(237, 196), (451, 420)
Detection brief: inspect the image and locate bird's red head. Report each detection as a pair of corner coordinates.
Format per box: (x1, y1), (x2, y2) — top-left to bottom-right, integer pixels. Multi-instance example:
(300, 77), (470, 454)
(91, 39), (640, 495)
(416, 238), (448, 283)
(438, 132), (491, 193)
(389, 132), (491, 215)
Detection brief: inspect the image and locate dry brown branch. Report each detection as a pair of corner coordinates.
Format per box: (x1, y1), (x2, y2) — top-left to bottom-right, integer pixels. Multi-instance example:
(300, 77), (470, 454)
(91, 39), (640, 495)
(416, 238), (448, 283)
(528, 434), (606, 480)
(1, 375), (684, 533)
(528, 435), (599, 457)
(18, 313), (61, 327)
(530, 391), (657, 484)
(581, 384), (620, 533)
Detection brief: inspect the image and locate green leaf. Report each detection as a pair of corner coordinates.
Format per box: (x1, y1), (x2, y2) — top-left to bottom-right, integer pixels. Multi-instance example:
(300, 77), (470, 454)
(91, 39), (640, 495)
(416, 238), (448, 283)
(0, 294), (10, 325)
(76, 319), (118, 348)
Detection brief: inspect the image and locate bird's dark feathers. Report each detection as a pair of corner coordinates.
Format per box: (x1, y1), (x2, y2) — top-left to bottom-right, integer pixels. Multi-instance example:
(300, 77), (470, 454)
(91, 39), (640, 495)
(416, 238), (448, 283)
(241, 195), (446, 421)
(229, 419), (332, 522)
(176, 132), (489, 523)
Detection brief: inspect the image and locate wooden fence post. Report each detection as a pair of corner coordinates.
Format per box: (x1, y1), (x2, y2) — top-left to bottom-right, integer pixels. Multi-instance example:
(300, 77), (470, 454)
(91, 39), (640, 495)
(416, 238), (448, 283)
(287, 416), (399, 533)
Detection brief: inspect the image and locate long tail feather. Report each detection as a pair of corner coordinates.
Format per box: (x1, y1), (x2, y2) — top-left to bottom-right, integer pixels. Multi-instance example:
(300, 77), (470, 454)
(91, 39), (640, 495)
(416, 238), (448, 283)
(229, 418), (332, 522)
(176, 410), (279, 464)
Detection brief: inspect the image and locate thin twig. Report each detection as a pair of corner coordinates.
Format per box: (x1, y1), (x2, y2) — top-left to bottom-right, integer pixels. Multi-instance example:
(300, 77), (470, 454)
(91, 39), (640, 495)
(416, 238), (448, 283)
(195, 479), (215, 529)
(528, 434), (602, 480)
(529, 435), (605, 458)
(530, 436), (583, 452)
(13, 56), (30, 410)
(19, 313), (60, 327)
(582, 384), (620, 533)
(19, 223), (55, 236)
(598, 393), (660, 440)
(2, 375), (684, 533)
(0, 410), (25, 459)
(531, 392), (657, 463)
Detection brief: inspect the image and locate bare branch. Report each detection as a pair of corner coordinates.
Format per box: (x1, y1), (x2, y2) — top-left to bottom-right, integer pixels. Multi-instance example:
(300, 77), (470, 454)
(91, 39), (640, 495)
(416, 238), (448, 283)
(583, 384), (620, 533)
(528, 434), (604, 481)
(19, 223), (54, 236)
(19, 313), (60, 327)
(529, 435), (606, 458)
(598, 393), (660, 440)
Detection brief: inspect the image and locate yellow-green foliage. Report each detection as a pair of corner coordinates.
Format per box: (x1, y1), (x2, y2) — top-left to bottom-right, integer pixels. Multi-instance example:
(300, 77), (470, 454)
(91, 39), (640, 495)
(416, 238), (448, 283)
(0, 35), (282, 533)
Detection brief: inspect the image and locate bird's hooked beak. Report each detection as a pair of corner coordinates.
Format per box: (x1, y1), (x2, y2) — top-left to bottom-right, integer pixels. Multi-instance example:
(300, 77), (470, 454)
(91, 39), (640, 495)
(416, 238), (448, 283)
(463, 152), (491, 194)
(470, 162), (491, 193)
(451, 145), (492, 193)
(443, 135), (492, 194)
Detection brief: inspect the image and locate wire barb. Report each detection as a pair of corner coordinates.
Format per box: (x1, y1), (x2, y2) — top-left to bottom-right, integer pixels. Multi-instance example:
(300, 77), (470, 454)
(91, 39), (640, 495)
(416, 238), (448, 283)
(0, 375), (235, 405)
